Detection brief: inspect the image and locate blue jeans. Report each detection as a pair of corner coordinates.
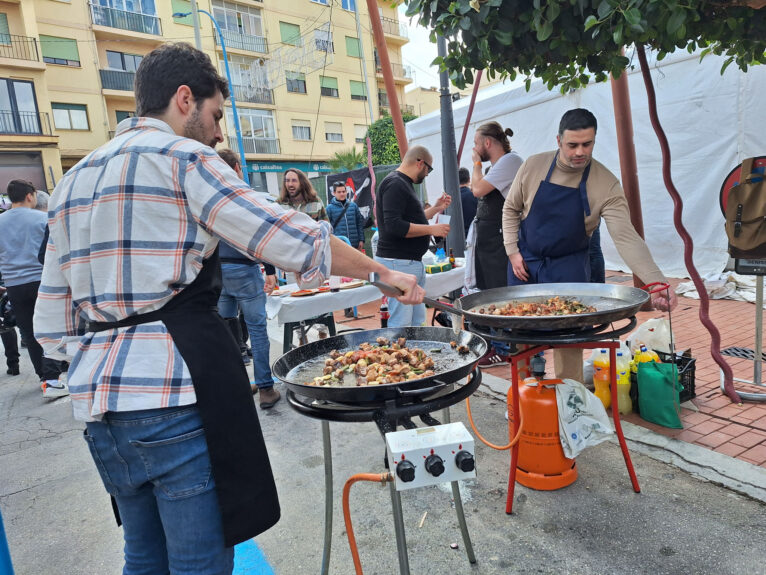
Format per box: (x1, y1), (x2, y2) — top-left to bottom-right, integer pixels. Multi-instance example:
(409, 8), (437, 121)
(217, 263), (273, 389)
(374, 256), (426, 328)
(84, 406), (234, 575)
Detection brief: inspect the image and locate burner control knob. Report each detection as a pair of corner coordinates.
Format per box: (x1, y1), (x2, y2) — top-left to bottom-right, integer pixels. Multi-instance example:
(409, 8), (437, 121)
(424, 454), (445, 477)
(455, 451), (475, 472)
(396, 460), (416, 482)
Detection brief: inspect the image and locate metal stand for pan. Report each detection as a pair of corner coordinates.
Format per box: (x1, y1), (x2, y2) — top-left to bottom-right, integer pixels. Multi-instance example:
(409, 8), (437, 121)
(286, 368), (482, 575)
(466, 318), (641, 513)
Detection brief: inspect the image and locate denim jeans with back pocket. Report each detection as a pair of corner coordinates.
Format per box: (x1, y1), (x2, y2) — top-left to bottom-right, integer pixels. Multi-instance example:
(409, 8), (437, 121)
(84, 405), (234, 575)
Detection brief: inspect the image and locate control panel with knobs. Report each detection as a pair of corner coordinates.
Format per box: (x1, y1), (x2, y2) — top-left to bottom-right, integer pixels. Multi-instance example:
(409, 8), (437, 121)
(385, 422), (476, 491)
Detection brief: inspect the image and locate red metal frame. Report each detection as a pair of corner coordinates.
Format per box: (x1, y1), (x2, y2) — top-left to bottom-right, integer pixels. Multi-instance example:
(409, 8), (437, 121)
(505, 340), (641, 514)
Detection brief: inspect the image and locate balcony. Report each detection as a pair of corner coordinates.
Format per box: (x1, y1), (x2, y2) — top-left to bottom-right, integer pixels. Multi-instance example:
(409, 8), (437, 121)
(0, 110), (52, 136)
(374, 58), (414, 84)
(380, 16), (408, 42)
(230, 136), (280, 155)
(216, 29), (268, 55)
(231, 85), (274, 106)
(90, 3), (162, 36)
(100, 69), (135, 92)
(0, 34), (40, 63)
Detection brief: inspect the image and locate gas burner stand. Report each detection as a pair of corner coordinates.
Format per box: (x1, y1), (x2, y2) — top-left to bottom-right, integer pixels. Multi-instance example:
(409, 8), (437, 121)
(467, 318), (641, 513)
(286, 368), (483, 575)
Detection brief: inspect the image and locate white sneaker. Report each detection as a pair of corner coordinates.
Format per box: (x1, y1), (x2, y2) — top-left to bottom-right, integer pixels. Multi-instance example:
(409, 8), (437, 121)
(42, 379), (70, 399)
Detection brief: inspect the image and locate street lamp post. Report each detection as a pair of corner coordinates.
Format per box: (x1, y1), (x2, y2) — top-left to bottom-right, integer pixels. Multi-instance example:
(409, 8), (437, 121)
(174, 9), (250, 186)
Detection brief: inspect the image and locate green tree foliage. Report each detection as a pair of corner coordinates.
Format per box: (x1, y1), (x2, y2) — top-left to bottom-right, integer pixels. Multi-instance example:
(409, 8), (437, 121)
(327, 147), (367, 172)
(403, 0), (766, 92)
(367, 113), (419, 166)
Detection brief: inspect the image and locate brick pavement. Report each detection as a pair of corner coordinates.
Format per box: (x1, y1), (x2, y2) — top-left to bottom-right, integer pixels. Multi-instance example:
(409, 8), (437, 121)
(332, 274), (766, 470)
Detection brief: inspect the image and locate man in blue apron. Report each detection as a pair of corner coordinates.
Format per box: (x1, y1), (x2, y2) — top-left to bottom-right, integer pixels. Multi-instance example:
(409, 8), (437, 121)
(502, 109), (676, 379)
(34, 43), (424, 574)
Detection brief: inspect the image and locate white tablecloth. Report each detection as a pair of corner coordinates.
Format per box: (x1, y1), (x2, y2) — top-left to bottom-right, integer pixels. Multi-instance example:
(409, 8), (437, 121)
(266, 262), (465, 324)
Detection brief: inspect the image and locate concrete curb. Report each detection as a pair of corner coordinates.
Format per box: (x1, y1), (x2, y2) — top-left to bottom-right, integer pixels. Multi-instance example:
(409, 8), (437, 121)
(477, 371), (766, 504)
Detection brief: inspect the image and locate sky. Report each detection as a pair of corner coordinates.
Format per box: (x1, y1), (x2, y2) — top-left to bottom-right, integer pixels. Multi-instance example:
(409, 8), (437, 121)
(398, 5), (442, 91)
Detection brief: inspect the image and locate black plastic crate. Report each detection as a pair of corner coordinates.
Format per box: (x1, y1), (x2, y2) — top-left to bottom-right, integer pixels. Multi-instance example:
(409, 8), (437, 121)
(630, 349), (696, 413)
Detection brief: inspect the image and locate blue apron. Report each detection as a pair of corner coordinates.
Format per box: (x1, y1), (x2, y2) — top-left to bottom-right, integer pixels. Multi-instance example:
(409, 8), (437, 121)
(508, 153), (592, 285)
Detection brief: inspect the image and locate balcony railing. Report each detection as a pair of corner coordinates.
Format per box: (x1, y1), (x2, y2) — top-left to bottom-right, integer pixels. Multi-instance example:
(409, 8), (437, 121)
(100, 69), (136, 92)
(231, 84), (274, 105)
(0, 110), (52, 136)
(380, 16), (408, 39)
(216, 29), (268, 54)
(0, 34), (40, 62)
(230, 136), (280, 155)
(402, 104), (414, 115)
(90, 3), (162, 36)
(378, 62), (413, 80)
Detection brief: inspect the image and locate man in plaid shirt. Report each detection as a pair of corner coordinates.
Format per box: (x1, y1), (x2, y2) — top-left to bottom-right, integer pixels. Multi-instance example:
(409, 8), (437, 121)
(34, 42), (422, 574)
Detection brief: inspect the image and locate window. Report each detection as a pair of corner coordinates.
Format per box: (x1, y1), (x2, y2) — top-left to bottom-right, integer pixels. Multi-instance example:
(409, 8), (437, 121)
(354, 124), (367, 144)
(96, 0), (157, 15)
(314, 24), (333, 53)
(286, 71), (306, 94)
(40, 35), (80, 67)
(228, 108), (279, 154)
(320, 76), (338, 98)
(106, 50), (143, 72)
(212, 1), (264, 38)
(345, 36), (360, 58)
(341, 0), (356, 11)
(349, 80), (367, 101)
(171, 0), (193, 25)
(312, 0), (329, 4)
(115, 110), (135, 124)
(52, 103), (89, 130)
(292, 120), (311, 141)
(0, 14), (10, 46)
(0, 78), (41, 134)
(279, 21), (301, 46)
(325, 122), (343, 143)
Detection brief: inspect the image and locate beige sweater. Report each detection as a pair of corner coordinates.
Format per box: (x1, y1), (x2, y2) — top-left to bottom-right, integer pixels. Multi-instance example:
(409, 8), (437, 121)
(502, 150), (665, 284)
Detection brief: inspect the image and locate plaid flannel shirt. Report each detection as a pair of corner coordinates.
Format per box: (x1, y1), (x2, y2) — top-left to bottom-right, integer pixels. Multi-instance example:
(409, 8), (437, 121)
(34, 117), (332, 421)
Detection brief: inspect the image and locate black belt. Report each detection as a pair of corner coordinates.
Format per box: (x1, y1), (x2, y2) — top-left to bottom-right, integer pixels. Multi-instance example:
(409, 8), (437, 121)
(87, 306), (218, 333)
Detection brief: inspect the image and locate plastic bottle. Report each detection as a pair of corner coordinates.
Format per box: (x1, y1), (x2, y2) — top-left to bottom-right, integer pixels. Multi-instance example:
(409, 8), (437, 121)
(616, 370), (632, 414)
(637, 344), (660, 364)
(592, 349), (611, 409)
(380, 301), (389, 328)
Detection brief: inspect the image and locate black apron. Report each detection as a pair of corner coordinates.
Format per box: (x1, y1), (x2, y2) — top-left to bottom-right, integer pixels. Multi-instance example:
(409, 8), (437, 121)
(90, 248), (280, 547)
(474, 188), (508, 289)
(508, 153), (592, 285)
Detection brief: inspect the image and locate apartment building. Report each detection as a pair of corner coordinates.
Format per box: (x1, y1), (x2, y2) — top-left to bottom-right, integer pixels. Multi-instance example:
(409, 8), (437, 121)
(0, 0), (411, 195)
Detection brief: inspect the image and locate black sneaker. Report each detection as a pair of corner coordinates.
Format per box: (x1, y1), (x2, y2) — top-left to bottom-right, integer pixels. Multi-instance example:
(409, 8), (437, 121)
(7, 365), (19, 376)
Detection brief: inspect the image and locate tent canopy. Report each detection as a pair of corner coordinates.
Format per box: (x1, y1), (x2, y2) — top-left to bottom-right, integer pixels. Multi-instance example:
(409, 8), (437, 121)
(405, 50), (766, 278)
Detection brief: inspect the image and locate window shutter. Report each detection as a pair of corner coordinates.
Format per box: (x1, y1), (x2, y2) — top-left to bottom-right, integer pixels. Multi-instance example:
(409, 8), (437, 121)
(171, 0), (193, 25)
(349, 80), (366, 97)
(320, 76), (338, 90)
(345, 36), (360, 58)
(40, 35), (80, 62)
(279, 22), (301, 46)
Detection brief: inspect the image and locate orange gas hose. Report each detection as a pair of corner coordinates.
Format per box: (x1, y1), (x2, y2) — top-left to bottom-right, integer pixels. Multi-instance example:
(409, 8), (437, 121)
(342, 472), (393, 575)
(465, 395), (523, 451)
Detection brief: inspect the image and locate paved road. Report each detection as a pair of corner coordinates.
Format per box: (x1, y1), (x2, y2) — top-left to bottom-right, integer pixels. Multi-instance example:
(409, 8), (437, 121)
(2, 344), (766, 575)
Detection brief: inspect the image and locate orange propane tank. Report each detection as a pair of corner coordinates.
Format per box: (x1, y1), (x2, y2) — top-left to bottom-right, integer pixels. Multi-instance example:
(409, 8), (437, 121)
(508, 377), (578, 490)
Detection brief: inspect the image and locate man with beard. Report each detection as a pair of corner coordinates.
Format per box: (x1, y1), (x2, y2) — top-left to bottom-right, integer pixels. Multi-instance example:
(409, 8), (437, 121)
(471, 122), (524, 367)
(503, 108), (676, 381)
(375, 145), (451, 327)
(278, 168), (328, 221)
(33, 42), (423, 574)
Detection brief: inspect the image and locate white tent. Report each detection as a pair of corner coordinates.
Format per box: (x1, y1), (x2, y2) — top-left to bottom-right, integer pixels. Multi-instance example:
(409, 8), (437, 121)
(405, 50), (766, 278)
